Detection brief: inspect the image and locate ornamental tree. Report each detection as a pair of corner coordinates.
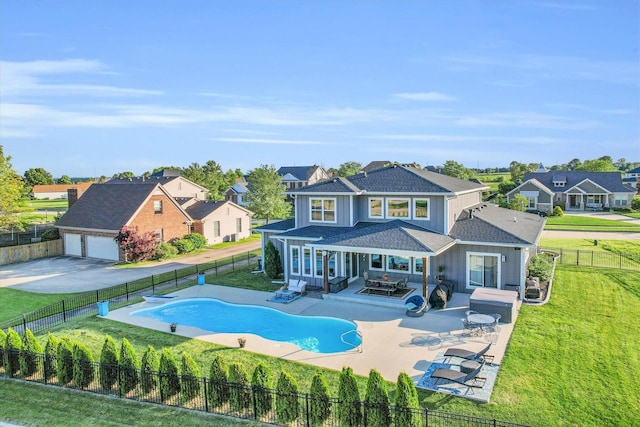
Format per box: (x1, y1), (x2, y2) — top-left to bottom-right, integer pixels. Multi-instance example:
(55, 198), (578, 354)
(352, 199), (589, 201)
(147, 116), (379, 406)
(20, 328), (43, 377)
(365, 369), (391, 427)
(208, 355), (230, 408)
(140, 345), (160, 395)
(114, 225), (158, 262)
(99, 335), (119, 391)
(251, 363), (274, 418)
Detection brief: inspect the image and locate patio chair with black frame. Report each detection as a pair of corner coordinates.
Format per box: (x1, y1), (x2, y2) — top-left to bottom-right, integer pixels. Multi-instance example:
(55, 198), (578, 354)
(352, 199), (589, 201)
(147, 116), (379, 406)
(443, 343), (494, 364)
(430, 361), (487, 391)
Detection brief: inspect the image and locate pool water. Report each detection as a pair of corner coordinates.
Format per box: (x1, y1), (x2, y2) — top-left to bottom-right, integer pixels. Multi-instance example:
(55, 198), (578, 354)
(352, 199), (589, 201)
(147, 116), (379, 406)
(131, 298), (361, 354)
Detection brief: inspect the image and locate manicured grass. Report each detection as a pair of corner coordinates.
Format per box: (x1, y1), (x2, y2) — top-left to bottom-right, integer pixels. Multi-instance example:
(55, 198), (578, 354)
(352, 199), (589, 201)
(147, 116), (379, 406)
(540, 238), (640, 254)
(544, 215), (640, 232)
(28, 199), (69, 211)
(208, 234), (262, 249)
(0, 288), (82, 323)
(0, 379), (261, 427)
(624, 212), (640, 219)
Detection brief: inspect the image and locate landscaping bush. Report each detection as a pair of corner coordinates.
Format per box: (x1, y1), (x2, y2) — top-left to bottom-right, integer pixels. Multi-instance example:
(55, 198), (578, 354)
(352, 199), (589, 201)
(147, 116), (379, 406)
(20, 328), (43, 377)
(251, 363), (274, 418)
(114, 225), (158, 262)
(552, 206), (564, 217)
(5, 328), (22, 376)
(183, 233), (206, 250)
(509, 194), (528, 211)
(394, 372), (421, 427)
(159, 349), (181, 402)
(208, 355), (230, 409)
(56, 337), (74, 385)
(72, 342), (95, 389)
(365, 369), (391, 427)
(228, 362), (251, 413)
(180, 351), (202, 402)
(264, 240), (282, 279)
(43, 333), (59, 381)
(632, 196), (640, 211)
(153, 242), (178, 260)
(276, 371), (299, 424)
(99, 335), (119, 391)
(40, 227), (60, 241)
(118, 338), (139, 396)
(337, 366), (362, 427)
(0, 329), (6, 372)
(140, 345), (160, 395)
(171, 238), (195, 254)
(528, 254), (554, 283)
(309, 372), (331, 426)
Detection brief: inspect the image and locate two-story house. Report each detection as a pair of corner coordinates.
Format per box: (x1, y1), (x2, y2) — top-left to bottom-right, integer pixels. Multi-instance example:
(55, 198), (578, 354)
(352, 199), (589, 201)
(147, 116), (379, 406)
(256, 164), (546, 299)
(278, 165), (329, 190)
(507, 170), (635, 212)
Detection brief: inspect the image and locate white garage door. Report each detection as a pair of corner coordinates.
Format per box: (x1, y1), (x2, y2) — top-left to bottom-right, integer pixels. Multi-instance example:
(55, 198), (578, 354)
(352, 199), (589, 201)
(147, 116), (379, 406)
(86, 236), (119, 261)
(64, 233), (82, 257)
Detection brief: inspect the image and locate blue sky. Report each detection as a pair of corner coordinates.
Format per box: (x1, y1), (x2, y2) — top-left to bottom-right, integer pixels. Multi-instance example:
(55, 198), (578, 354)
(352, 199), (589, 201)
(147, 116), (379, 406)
(1, 0), (638, 178)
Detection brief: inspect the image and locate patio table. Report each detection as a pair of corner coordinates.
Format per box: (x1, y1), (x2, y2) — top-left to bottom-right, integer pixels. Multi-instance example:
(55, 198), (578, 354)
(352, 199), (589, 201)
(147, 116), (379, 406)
(467, 313), (496, 334)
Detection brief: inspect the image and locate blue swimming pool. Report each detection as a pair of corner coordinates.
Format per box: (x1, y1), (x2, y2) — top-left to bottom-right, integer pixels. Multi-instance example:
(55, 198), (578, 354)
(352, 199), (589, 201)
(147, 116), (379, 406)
(131, 298), (361, 354)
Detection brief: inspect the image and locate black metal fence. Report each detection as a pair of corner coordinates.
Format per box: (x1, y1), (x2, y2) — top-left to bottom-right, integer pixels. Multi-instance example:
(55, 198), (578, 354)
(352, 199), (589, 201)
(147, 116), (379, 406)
(0, 226), (55, 247)
(0, 350), (531, 427)
(540, 247), (640, 271)
(0, 250), (261, 335)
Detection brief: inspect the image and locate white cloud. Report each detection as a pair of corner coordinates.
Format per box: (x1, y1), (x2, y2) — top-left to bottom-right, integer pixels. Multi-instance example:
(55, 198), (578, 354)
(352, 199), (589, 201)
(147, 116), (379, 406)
(394, 92), (456, 101)
(454, 112), (600, 130)
(212, 137), (328, 145)
(366, 134), (560, 145)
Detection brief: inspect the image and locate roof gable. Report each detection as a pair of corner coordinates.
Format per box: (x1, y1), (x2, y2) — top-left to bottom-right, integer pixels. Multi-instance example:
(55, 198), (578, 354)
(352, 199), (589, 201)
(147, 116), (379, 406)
(523, 171), (632, 193)
(277, 166), (320, 181)
(186, 200), (252, 220)
(565, 178), (609, 194)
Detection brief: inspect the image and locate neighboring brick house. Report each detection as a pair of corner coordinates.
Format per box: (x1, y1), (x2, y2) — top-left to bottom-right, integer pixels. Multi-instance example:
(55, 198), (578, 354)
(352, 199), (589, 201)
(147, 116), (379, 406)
(56, 183), (191, 261)
(32, 182), (93, 199)
(507, 170), (635, 212)
(178, 199), (252, 244)
(256, 164), (546, 299)
(277, 165), (329, 190)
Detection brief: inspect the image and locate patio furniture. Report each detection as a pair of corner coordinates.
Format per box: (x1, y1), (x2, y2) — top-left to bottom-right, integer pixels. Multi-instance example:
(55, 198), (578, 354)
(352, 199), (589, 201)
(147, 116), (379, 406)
(443, 343), (493, 363)
(461, 318), (483, 336)
(275, 289), (296, 300)
(328, 276), (348, 293)
(469, 288), (518, 323)
(430, 361), (486, 389)
(428, 284), (448, 309)
(405, 295), (427, 317)
(287, 279), (307, 295)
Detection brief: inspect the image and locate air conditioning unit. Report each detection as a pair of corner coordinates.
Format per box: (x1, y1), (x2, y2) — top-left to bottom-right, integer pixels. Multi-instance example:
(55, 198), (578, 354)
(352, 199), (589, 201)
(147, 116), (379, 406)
(230, 234), (238, 242)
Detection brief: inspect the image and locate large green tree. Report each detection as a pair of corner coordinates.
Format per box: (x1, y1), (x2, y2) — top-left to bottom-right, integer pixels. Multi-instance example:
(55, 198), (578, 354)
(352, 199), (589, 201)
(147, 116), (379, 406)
(244, 164), (291, 224)
(337, 161), (362, 177)
(578, 156), (617, 172)
(182, 160), (240, 200)
(508, 161), (530, 183)
(0, 146), (30, 230)
(57, 175), (72, 184)
(442, 160), (473, 180)
(23, 167), (54, 187)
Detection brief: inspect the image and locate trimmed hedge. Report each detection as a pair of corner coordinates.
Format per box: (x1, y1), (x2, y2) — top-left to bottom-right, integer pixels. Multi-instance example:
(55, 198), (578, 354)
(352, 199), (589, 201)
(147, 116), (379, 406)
(181, 351), (202, 402)
(159, 348), (180, 401)
(208, 355), (230, 409)
(365, 369), (391, 427)
(140, 345), (160, 395)
(118, 338), (139, 396)
(99, 335), (119, 391)
(228, 362), (250, 413)
(394, 372), (421, 427)
(43, 333), (59, 381)
(5, 328), (23, 376)
(251, 363), (274, 418)
(20, 328), (43, 377)
(309, 372), (331, 426)
(338, 366), (362, 427)
(183, 233), (206, 250)
(72, 342), (94, 389)
(276, 371), (299, 424)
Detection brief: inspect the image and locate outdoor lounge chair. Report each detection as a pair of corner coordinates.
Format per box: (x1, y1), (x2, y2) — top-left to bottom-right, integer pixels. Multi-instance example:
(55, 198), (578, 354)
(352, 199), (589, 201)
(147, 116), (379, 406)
(430, 361), (486, 389)
(405, 295), (427, 317)
(443, 343), (493, 363)
(287, 279), (307, 295)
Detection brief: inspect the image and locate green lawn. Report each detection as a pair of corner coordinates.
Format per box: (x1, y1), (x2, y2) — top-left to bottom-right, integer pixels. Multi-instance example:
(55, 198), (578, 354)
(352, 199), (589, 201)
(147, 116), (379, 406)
(0, 288), (82, 323)
(544, 215), (640, 232)
(208, 233), (262, 249)
(28, 199), (69, 211)
(624, 212), (640, 219)
(539, 238), (640, 254)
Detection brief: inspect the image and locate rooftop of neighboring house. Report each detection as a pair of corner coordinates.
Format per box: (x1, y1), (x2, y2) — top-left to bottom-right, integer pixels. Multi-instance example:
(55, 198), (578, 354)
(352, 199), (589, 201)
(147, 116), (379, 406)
(277, 165), (326, 182)
(32, 182), (94, 193)
(523, 170), (634, 193)
(151, 168), (183, 177)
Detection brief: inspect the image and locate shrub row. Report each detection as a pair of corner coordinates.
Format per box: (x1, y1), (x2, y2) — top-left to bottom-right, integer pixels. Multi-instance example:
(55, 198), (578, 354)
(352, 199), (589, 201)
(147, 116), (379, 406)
(2, 329), (422, 426)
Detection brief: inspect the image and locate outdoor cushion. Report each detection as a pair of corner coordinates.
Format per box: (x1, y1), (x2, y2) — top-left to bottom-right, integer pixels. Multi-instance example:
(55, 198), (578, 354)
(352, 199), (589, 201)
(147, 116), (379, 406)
(405, 302), (418, 310)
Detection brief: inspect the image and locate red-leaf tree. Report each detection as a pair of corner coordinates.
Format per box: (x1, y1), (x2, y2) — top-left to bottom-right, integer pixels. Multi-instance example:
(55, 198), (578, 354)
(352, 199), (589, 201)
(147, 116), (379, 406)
(114, 226), (158, 262)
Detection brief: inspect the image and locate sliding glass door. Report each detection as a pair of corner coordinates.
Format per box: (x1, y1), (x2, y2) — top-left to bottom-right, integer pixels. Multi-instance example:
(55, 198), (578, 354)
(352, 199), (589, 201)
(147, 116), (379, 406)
(468, 253), (499, 288)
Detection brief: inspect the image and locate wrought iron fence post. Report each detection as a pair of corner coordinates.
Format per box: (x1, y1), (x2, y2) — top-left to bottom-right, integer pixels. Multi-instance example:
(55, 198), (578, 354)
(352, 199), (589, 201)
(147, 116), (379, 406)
(215, 260), (218, 276)
(425, 407), (428, 427)
(22, 314), (27, 332)
(203, 377), (209, 413)
(96, 290), (100, 303)
(305, 392), (310, 427)
(174, 270), (178, 287)
(232, 255), (235, 271)
(126, 283), (129, 301)
(62, 300), (66, 322)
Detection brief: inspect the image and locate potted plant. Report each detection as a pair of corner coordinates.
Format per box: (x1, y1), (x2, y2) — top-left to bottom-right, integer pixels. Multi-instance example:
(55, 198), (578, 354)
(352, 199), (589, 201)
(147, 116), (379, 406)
(170, 323), (177, 333)
(437, 265), (446, 282)
(237, 337), (246, 348)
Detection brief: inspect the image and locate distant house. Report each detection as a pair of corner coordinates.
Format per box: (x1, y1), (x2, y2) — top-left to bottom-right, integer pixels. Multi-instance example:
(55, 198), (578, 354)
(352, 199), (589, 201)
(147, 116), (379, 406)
(181, 199), (252, 244)
(507, 170), (635, 212)
(56, 183), (192, 261)
(360, 161), (420, 174)
(32, 182), (93, 199)
(623, 166), (640, 190)
(106, 175), (208, 199)
(225, 180), (249, 207)
(278, 165), (329, 191)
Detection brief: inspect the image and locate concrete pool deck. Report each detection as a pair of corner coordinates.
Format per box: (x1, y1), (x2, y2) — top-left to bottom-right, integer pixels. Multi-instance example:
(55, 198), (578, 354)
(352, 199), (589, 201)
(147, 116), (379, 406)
(103, 283), (519, 401)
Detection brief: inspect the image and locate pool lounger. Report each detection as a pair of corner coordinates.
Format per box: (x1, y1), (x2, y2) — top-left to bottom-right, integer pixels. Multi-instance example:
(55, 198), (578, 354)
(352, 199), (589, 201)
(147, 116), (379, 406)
(143, 295), (176, 303)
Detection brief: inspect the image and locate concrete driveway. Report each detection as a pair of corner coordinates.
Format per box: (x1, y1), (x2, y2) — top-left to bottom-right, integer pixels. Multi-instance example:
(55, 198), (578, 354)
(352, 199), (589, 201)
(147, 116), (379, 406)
(0, 241), (260, 294)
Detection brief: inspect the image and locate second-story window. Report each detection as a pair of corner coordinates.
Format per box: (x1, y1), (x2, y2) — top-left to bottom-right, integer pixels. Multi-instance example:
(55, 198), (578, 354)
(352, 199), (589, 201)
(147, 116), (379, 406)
(153, 200), (163, 214)
(369, 198), (383, 218)
(413, 199), (430, 220)
(386, 198), (410, 218)
(236, 218), (242, 233)
(310, 198), (336, 223)
(214, 221), (220, 237)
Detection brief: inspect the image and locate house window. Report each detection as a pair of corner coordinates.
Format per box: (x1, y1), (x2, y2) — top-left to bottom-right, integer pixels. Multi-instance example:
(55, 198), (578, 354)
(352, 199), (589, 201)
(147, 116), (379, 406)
(553, 182), (565, 187)
(303, 248), (312, 276)
(467, 253), (499, 288)
(414, 258), (423, 273)
(525, 195), (537, 209)
(615, 196), (628, 206)
(153, 200), (163, 214)
(386, 198), (410, 218)
(368, 198), (384, 218)
(214, 221), (220, 237)
(290, 246), (300, 275)
(370, 254), (384, 270)
(154, 229), (163, 243)
(310, 198), (336, 223)
(315, 249), (324, 276)
(413, 199), (430, 220)
(387, 255), (409, 272)
(236, 218), (242, 233)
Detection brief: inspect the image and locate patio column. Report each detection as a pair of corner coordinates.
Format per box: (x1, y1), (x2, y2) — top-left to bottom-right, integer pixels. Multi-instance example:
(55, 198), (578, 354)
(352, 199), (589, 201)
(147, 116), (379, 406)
(422, 257), (428, 297)
(322, 251), (329, 293)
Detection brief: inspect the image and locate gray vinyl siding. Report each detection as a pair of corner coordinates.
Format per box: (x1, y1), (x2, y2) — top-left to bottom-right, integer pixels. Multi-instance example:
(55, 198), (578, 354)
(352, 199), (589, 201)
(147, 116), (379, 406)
(295, 195), (352, 227)
(448, 192), (482, 232)
(509, 181), (552, 204)
(354, 194), (445, 233)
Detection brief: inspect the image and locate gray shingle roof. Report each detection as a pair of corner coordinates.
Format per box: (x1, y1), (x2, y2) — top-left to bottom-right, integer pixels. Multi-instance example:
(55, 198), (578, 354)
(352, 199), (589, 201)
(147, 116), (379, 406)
(253, 218), (296, 232)
(106, 176), (180, 185)
(289, 164), (486, 195)
(311, 220), (455, 254)
(277, 166), (319, 181)
(524, 171), (633, 193)
(450, 203), (545, 245)
(184, 200), (227, 220)
(56, 183), (160, 231)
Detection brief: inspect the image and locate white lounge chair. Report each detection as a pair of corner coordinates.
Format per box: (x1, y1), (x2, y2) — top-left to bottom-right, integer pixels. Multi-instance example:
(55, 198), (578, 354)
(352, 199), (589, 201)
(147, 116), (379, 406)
(287, 279), (307, 295)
